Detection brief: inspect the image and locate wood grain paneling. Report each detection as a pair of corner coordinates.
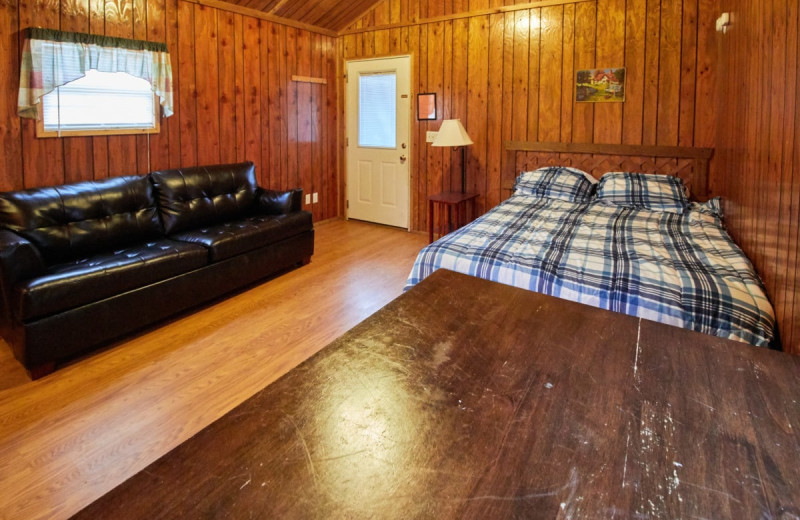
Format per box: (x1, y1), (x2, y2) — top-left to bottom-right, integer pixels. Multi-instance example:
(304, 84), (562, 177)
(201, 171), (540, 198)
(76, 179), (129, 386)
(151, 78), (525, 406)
(195, 4), (221, 165)
(105, 0), (140, 177)
(0, 0), (23, 192)
(572, 1), (595, 144)
(0, 0), (338, 222)
(266, 20), (282, 186)
(593, 0), (624, 144)
(467, 15), (488, 212)
(61, 0), (94, 183)
(217, 9), (237, 164)
(259, 21), (272, 188)
(165, 0), (181, 169)
(716, 0), (800, 354)
(147, 0), (171, 171)
(485, 12), (503, 210)
(343, 0), (717, 232)
(241, 16), (261, 178)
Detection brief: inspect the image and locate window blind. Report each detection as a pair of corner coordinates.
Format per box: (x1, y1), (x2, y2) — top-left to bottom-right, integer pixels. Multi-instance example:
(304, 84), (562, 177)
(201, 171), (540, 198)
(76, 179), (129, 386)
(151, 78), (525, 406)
(358, 73), (397, 149)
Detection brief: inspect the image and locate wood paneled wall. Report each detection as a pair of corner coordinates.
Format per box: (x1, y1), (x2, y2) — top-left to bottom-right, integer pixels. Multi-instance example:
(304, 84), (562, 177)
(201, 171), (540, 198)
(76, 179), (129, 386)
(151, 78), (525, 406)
(0, 0), (338, 222)
(716, 0), (800, 354)
(340, 0), (717, 235)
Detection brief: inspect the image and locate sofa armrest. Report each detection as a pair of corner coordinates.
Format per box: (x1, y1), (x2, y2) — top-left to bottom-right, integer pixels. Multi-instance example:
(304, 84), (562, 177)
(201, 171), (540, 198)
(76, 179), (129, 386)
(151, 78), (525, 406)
(257, 188), (303, 215)
(0, 230), (45, 327)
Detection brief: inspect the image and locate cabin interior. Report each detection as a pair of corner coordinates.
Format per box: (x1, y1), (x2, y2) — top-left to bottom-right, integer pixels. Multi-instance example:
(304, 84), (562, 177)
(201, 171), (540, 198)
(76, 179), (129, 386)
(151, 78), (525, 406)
(0, 0), (797, 517)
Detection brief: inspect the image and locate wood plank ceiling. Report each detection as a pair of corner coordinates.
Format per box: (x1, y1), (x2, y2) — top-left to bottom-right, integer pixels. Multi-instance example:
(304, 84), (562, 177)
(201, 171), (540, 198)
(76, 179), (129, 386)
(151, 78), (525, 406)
(223, 0), (383, 32)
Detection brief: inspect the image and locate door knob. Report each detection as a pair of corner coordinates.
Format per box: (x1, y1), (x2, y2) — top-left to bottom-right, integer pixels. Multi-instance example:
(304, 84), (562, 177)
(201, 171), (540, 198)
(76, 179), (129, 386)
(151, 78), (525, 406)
(400, 155), (407, 162)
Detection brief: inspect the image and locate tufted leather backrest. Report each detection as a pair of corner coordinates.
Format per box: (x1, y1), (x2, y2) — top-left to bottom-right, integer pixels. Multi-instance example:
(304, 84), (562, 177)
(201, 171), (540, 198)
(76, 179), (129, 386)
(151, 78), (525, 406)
(0, 176), (162, 264)
(149, 162), (259, 235)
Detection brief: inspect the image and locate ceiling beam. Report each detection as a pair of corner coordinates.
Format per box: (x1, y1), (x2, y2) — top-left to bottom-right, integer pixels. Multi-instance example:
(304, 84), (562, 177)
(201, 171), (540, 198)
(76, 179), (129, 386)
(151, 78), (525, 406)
(185, 0), (338, 37)
(338, 0), (593, 36)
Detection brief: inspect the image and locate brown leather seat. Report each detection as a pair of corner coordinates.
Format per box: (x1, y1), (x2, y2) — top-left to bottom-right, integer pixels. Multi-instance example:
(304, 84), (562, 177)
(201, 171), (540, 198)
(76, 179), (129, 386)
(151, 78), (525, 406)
(0, 175), (162, 265)
(169, 212), (313, 262)
(15, 239), (207, 321)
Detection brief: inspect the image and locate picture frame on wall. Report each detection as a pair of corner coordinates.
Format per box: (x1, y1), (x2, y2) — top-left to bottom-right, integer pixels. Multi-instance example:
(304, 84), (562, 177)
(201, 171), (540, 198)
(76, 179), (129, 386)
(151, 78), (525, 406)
(417, 93), (436, 120)
(576, 68), (626, 102)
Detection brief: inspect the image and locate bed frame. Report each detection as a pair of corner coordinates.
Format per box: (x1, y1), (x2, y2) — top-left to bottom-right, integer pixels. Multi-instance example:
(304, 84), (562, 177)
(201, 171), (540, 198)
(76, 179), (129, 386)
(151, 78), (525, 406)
(502, 141), (714, 200)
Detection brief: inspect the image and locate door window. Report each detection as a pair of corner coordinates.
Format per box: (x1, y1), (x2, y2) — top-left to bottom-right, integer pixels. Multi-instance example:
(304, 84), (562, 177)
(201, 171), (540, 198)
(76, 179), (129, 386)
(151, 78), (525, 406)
(358, 72), (396, 148)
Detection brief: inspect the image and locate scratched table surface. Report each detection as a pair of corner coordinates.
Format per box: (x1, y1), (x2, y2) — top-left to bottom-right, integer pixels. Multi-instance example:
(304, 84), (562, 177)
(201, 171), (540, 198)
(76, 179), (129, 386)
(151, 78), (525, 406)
(74, 269), (800, 519)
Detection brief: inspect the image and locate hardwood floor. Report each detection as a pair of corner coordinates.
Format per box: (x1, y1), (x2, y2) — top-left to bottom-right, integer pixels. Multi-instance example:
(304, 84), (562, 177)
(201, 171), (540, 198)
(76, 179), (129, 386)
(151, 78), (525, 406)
(0, 220), (428, 520)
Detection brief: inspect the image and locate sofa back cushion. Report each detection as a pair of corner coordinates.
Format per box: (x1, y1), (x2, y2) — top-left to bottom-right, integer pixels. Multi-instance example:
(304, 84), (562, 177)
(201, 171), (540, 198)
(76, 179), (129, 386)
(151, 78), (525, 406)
(0, 176), (162, 264)
(150, 162), (259, 235)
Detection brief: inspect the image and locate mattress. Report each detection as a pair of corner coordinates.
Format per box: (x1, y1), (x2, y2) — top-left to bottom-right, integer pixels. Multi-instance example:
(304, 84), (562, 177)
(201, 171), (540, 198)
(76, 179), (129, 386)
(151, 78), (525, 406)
(406, 193), (775, 347)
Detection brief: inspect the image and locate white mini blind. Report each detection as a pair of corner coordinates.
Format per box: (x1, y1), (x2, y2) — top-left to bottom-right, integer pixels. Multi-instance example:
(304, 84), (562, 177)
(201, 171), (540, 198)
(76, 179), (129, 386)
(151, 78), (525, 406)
(358, 72), (396, 148)
(41, 70), (156, 132)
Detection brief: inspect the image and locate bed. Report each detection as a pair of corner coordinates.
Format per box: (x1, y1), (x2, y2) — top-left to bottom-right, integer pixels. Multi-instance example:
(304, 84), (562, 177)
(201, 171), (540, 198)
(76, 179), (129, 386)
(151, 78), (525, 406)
(406, 141), (776, 347)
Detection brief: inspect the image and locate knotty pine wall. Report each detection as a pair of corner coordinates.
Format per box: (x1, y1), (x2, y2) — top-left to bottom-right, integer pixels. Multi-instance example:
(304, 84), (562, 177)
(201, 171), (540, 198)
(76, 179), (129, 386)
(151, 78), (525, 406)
(716, 0), (800, 354)
(0, 0), (338, 222)
(340, 0), (717, 234)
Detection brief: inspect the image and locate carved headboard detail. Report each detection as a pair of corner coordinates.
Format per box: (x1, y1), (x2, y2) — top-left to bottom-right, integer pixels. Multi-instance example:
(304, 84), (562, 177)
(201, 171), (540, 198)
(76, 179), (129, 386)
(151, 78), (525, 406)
(503, 141), (714, 200)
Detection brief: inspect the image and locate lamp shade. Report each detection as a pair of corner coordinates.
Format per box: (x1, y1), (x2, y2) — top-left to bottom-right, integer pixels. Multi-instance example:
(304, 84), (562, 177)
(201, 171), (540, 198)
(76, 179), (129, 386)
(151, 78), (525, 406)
(431, 119), (473, 147)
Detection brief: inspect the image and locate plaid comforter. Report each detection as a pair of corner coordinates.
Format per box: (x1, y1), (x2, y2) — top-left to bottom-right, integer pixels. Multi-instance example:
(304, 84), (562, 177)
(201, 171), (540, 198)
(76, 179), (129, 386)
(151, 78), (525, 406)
(406, 194), (775, 347)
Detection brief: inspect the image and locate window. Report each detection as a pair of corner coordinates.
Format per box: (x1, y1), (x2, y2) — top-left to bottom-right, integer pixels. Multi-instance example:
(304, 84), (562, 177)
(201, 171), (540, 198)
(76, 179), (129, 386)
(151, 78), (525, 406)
(38, 70), (159, 137)
(358, 72), (396, 148)
(18, 27), (174, 136)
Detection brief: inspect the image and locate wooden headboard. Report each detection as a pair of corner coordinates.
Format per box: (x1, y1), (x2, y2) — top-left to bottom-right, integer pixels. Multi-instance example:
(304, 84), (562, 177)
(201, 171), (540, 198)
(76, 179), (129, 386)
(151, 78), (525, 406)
(503, 141), (714, 200)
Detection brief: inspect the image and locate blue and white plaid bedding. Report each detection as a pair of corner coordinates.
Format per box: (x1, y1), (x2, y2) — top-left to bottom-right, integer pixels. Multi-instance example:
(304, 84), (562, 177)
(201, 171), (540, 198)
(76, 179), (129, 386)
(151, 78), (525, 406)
(514, 166), (596, 203)
(596, 172), (690, 214)
(406, 194), (775, 347)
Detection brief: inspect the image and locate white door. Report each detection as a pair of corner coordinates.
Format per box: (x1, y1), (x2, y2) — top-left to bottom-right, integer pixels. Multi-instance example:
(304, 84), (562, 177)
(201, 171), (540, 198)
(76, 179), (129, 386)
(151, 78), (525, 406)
(346, 56), (410, 229)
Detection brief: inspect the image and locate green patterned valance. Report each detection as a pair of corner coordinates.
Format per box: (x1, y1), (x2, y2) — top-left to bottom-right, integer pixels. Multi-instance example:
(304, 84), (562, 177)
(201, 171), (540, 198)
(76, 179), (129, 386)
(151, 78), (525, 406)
(18, 27), (173, 119)
(23, 28), (168, 52)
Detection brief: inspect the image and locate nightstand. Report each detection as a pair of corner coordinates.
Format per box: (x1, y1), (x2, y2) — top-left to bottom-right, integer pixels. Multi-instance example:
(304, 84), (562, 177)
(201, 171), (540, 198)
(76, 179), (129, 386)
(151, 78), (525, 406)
(428, 191), (479, 243)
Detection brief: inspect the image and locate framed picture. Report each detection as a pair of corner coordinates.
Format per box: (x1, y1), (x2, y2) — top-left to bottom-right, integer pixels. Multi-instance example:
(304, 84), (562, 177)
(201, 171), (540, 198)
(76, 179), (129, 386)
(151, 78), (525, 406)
(417, 93), (436, 120)
(576, 68), (626, 102)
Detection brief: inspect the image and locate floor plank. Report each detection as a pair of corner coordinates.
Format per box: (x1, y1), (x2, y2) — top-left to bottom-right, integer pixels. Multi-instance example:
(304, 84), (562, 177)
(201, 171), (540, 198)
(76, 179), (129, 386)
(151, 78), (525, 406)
(0, 219), (427, 520)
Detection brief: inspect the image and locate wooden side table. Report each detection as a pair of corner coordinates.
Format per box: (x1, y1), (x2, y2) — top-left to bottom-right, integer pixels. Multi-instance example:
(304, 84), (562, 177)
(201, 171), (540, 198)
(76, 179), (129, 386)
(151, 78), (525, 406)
(428, 191), (479, 243)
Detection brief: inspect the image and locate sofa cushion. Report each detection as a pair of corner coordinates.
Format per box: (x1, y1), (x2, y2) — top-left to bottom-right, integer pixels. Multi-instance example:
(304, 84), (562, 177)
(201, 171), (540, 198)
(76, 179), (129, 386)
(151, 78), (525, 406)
(150, 162), (259, 235)
(14, 239), (208, 321)
(0, 176), (162, 265)
(169, 211), (313, 262)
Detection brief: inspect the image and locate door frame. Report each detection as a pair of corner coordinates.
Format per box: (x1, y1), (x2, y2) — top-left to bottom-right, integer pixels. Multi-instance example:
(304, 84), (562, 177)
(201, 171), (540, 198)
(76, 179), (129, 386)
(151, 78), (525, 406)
(344, 55), (413, 231)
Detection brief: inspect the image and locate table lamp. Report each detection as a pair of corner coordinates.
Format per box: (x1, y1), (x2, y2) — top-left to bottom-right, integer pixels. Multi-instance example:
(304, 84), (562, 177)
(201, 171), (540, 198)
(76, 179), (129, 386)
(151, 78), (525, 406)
(432, 119), (473, 193)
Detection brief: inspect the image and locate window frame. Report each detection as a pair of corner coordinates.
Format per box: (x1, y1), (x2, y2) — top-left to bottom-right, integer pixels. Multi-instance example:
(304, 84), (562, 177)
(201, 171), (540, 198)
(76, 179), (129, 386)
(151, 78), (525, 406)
(35, 73), (162, 138)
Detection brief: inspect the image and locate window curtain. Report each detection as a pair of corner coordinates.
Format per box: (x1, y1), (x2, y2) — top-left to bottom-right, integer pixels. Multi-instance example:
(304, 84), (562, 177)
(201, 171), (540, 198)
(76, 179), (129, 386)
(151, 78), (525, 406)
(17, 27), (174, 119)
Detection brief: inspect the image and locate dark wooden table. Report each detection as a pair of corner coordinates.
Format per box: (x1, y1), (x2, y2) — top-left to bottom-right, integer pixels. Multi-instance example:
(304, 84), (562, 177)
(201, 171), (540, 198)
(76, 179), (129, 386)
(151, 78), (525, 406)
(74, 269), (800, 519)
(428, 191), (479, 243)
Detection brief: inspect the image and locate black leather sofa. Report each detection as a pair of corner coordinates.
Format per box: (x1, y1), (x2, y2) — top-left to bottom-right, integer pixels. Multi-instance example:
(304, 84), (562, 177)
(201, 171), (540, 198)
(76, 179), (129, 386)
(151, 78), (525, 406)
(0, 162), (314, 379)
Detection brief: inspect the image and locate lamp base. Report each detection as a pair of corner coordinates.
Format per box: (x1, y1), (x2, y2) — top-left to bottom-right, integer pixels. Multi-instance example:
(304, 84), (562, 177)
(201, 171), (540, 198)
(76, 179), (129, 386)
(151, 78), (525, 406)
(460, 146), (466, 193)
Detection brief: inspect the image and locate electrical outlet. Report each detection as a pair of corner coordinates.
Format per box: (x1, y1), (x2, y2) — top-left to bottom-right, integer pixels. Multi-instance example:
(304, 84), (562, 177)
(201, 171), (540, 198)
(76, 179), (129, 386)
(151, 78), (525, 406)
(312, 192), (319, 203)
(305, 194), (311, 205)
(426, 131), (438, 143)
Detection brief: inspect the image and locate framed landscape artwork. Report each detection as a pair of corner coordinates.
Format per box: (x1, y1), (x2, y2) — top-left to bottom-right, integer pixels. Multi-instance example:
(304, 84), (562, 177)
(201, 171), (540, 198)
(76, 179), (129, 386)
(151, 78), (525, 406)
(576, 68), (626, 102)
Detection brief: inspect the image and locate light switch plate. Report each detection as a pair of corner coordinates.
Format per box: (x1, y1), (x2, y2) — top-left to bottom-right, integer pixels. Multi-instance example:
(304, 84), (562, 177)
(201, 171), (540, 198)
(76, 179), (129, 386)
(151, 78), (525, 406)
(426, 131), (438, 143)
